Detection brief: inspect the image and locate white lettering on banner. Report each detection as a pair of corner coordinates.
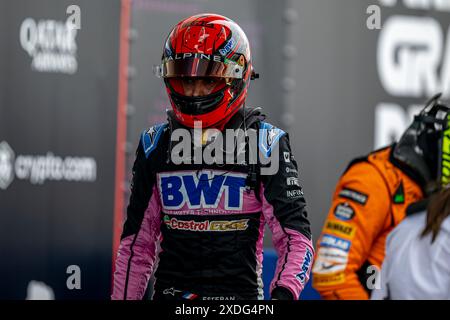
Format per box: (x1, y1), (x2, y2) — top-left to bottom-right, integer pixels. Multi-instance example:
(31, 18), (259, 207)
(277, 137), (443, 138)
(0, 141), (97, 189)
(374, 103), (423, 148)
(20, 17), (78, 74)
(379, 0), (450, 12)
(374, 7), (450, 148)
(15, 154), (97, 184)
(377, 16), (450, 98)
(379, 0), (398, 6)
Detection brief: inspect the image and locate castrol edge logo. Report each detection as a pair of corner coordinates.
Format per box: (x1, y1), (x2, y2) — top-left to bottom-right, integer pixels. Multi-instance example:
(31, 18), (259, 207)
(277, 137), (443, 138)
(163, 215), (249, 232)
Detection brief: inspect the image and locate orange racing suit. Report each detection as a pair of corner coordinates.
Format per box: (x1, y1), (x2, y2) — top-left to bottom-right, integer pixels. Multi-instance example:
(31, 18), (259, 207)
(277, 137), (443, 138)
(312, 146), (424, 300)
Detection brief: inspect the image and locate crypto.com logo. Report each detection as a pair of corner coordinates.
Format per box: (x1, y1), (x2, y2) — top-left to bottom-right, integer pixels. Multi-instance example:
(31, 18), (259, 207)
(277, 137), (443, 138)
(0, 141), (15, 190)
(0, 140), (97, 190)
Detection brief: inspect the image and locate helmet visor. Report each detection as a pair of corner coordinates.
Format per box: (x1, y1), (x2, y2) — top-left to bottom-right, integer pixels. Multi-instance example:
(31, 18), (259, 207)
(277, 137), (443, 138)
(157, 55), (244, 79)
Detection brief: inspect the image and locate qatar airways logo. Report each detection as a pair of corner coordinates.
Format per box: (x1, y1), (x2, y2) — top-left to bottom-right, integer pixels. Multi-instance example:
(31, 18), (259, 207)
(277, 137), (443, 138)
(20, 15), (79, 74)
(374, 1), (450, 148)
(158, 171), (246, 211)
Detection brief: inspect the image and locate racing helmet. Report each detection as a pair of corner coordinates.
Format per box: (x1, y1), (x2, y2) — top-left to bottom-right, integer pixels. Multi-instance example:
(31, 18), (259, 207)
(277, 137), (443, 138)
(156, 13), (257, 129)
(393, 93), (450, 195)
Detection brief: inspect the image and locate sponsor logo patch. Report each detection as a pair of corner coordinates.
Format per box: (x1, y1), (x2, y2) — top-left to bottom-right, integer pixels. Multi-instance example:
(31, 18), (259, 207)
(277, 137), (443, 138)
(163, 287), (182, 296)
(158, 171), (246, 210)
(338, 188), (368, 205)
(202, 296), (236, 301)
(219, 38), (236, 56)
(393, 181), (405, 204)
(296, 248), (313, 284)
(182, 292), (199, 300)
(164, 216), (249, 232)
(313, 272), (346, 287)
(333, 202), (355, 221)
(317, 247), (349, 263)
(283, 152), (291, 163)
(286, 177), (300, 186)
(313, 247), (349, 274)
(285, 167), (298, 174)
(324, 220), (356, 238)
(319, 234), (351, 252)
(286, 189), (304, 198)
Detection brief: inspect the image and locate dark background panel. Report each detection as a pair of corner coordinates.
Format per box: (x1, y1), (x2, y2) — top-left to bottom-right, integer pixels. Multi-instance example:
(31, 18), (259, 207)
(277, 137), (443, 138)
(1, 0), (450, 300)
(127, 0), (450, 244)
(287, 0), (380, 241)
(0, 0), (4, 120)
(0, 0), (122, 299)
(287, 0), (450, 240)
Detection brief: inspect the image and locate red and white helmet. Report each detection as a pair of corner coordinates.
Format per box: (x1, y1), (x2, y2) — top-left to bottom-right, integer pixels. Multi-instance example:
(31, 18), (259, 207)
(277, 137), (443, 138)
(157, 13), (256, 129)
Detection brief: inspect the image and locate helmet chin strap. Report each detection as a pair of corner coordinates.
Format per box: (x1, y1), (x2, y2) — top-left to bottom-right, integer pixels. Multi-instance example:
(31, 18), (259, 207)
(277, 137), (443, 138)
(170, 87), (226, 116)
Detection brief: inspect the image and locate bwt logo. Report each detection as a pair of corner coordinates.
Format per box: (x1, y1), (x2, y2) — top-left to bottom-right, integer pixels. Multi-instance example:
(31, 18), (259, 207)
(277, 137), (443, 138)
(0, 141), (15, 190)
(296, 248), (313, 284)
(158, 171), (246, 211)
(219, 38), (235, 56)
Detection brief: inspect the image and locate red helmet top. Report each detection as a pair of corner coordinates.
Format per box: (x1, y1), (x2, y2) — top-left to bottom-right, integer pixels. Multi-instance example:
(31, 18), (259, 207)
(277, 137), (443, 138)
(158, 13), (255, 129)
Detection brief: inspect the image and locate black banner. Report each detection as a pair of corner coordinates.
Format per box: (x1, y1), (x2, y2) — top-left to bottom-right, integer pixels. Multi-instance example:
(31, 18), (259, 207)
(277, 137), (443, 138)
(0, 0), (125, 299)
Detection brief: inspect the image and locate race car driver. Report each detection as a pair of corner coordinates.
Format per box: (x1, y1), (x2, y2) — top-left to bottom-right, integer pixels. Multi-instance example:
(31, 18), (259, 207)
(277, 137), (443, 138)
(111, 13), (314, 300)
(371, 103), (450, 300)
(312, 94), (449, 299)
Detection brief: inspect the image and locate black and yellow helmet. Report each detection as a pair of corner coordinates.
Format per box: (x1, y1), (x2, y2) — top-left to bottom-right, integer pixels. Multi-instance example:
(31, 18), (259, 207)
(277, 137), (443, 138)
(393, 93), (450, 195)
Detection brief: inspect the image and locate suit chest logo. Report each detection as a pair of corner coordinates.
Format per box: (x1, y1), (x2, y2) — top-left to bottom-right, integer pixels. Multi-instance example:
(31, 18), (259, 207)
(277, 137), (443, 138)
(158, 171), (247, 210)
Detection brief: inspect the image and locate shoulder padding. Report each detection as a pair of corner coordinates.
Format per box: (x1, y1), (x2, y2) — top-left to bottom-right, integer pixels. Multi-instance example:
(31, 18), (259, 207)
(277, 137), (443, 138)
(343, 146), (392, 176)
(140, 123), (168, 159)
(343, 155), (369, 175)
(258, 121), (286, 158)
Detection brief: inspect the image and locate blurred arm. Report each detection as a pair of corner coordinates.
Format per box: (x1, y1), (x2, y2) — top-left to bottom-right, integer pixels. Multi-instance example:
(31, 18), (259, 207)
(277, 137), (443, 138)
(111, 142), (161, 300)
(312, 162), (390, 300)
(261, 134), (314, 300)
